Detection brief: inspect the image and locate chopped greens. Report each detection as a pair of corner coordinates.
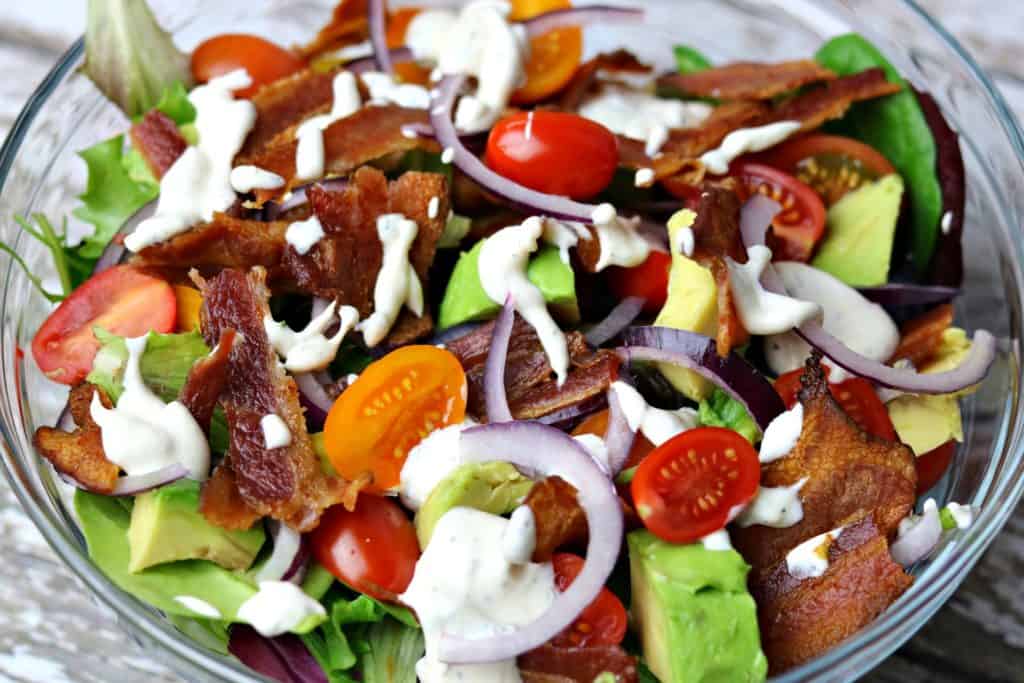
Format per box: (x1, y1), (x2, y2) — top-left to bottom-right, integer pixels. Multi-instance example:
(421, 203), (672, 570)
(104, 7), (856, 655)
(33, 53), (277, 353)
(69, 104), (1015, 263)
(6, 214), (92, 300)
(673, 44), (713, 74)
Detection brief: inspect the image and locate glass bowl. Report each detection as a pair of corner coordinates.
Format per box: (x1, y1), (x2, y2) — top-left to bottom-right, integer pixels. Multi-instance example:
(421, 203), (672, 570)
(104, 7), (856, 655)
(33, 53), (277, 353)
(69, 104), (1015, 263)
(0, 1), (1021, 681)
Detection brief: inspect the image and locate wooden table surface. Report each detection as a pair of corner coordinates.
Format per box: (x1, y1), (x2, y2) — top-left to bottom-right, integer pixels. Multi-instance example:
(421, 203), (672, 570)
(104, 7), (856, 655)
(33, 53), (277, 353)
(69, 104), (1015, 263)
(0, 1), (1022, 681)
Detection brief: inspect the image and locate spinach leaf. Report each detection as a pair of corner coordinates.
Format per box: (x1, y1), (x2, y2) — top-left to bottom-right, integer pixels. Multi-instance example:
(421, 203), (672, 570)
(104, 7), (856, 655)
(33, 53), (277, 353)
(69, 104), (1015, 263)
(673, 45), (712, 74)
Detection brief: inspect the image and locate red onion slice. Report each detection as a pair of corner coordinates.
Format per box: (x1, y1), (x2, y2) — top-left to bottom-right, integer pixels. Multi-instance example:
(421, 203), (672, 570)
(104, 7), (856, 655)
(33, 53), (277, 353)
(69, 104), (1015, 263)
(441, 422), (623, 663)
(602, 386), (636, 475)
(484, 298), (515, 423)
(618, 326), (785, 430)
(856, 284), (959, 306)
(585, 297), (645, 347)
(368, 0), (391, 73)
(108, 464), (190, 496)
(294, 372), (334, 430)
(891, 499), (943, 566)
(255, 521), (304, 583)
(346, 47), (413, 75)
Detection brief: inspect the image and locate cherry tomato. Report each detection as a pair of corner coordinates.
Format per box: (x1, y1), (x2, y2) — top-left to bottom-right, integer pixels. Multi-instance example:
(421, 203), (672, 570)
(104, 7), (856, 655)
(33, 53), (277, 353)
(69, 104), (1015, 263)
(324, 346), (467, 493)
(573, 409), (655, 470)
(606, 251), (672, 315)
(550, 553), (628, 647)
(754, 134), (896, 206)
(173, 285), (203, 332)
(486, 112), (618, 199)
(732, 163), (827, 262)
(510, 0), (583, 104)
(32, 265), (176, 385)
(774, 368), (897, 441)
(631, 427), (760, 544)
(191, 34), (305, 98)
(310, 496), (420, 601)
(915, 440), (956, 495)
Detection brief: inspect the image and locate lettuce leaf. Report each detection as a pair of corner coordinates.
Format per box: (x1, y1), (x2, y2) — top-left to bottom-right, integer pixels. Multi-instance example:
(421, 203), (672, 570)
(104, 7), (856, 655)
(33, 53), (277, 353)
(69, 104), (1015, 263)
(698, 389), (759, 443)
(673, 44), (712, 74)
(5, 214), (93, 300)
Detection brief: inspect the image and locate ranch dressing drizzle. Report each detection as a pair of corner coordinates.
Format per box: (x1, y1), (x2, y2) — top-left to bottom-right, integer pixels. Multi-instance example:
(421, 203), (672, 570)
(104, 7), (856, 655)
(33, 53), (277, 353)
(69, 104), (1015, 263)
(285, 215), (326, 256)
(758, 403), (804, 463)
(726, 246), (821, 335)
(295, 71), (363, 181)
(358, 214), (425, 347)
(265, 301), (359, 372)
(541, 218), (591, 265)
(89, 336), (210, 480)
(126, 70), (256, 252)
(361, 71), (432, 108)
(236, 580), (326, 638)
(578, 85), (712, 155)
(173, 596), (222, 619)
(700, 121), (802, 175)
(591, 204), (650, 272)
(478, 218), (570, 385)
(785, 526), (844, 580)
(399, 424), (471, 510)
(230, 166), (285, 194)
(610, 381), (698, 447)
(734, 478), (808, 529)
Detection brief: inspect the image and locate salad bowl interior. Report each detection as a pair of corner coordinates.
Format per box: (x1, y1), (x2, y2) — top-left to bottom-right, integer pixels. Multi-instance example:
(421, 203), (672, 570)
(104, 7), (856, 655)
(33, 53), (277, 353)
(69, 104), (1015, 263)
(0, 0), (1022, 681)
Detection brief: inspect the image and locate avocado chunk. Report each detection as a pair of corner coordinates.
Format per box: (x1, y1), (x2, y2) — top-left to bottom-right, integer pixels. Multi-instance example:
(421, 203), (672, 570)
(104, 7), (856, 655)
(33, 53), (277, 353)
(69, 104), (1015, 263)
(654, 210), (717, 401)
(887, 393), (962, 456)
(811, 174), (904, 287)
(128, 479), (265, 573)
(437, 240), (578, 330)
(628, 530), (767, 683)
(414, 462), (533, 547)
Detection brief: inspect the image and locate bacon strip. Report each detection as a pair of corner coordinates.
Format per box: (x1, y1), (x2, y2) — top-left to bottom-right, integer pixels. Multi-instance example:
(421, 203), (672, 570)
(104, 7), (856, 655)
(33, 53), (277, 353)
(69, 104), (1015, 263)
(557, 50), (651, 111)
(446, 316), (620, 422)
(297, 0), (368, 59)
(767, 67), (902, 132)
(130, 110), (187, 179)
(751, 515), (912, 674)
(658, 60), (836, 101)
(730, 353), (917, 570)
(525, 476), (588, 562)
(519, 645), (638, 683)
(33, 384), (119, 494)
(196, 267), (360, 531)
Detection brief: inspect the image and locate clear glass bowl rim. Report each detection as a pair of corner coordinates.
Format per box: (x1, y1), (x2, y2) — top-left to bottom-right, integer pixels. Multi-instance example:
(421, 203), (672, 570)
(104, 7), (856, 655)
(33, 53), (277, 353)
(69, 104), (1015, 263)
(0, 1), (1023, 681)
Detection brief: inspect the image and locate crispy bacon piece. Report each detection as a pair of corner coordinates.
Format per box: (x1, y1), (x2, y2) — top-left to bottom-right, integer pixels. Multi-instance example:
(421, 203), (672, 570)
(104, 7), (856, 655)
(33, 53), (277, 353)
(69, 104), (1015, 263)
(768, 67), (903, 132)
(730, 353), (917, 570)
(130, 110), (187, 179)
(525, 476), (589, 562)
(297, 0), (368, 59)
(889, 304), (954, 367)
(558, 50), (651, 111)
(751, 515), (913, 674)
(519, 645), (638, 683)
(196, 267), (359, 531)
(198, 462), (262, 531)
(179, 329), (236, 435)
(33, 384), (119, 494)
(658, 60), (837, 101)
(238, 68), (339, 163)
(446, 315), (620, 422)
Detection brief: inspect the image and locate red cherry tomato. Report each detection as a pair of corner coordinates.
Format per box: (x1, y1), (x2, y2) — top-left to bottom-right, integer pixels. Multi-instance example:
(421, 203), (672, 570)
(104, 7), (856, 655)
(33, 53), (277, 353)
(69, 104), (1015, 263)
(485, 112), (618, 200)
(31, 265), (176, 385)
(732, 163), (827, 262)
(310, 496), (420, 602)
(915, 440), (956, 495)
(607, 251), (672, 315)
(631, 427), (760, 544)
(191, 34), (306, 98)
(550, 553), (628, 647)
(773, 368), (897, 441)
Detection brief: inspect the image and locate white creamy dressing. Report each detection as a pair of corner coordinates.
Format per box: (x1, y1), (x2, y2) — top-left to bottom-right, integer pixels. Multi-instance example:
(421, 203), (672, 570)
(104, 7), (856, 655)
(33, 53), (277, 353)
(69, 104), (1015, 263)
(428, 196), (441, 220)
(941, 210), (954, 235)
(173, 595), (223, 619)
(785, 526), (844, 580)
(400, 424), (471, 510)
(700, 529), (734, 552)
(503, 505), (537, 565)
(734, 478), (808, 528)
(265, 300), (359, 373)
(236, 580), (327, 638)
(229, 165), (285, 194)
(126, 70), (256, 252)
(401, 507), (556, 683)
(285, 215), (326, 256)
(946, 502), (974, 530)
(358, 214), (425, 347)
(407, 1), (528, 132)
(295, 71), (363, 181)
(727, 246), (821, 335)
(611, 381), (698, 447)
(260, 414), (292, 450)
(441, 146), (456, 164)
(479, 218), (570, 384)
(700, 121), (802, 175)
(540, 218), (590, 265)
(578, 85), (712, 156)
(634, 168), (655, 188)
(758, 403), (803, 464)
(590, 204), (651, 272)
(361, 71), (432, 109)
(674, 225), (695, 258)
(90, 336), (210, 480)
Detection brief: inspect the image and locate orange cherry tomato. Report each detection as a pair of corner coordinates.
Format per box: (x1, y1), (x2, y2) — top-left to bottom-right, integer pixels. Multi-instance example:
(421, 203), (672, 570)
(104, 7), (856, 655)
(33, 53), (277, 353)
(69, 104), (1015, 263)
(310, 496), (420, 602)
(606, 251), (672, 315)
(631, 427), (760, 544)
(191, 34), (305, 98)
(550, 553), (628, 647)
(915, 440), (956, 495)
(573, 409), (655, 470)
(323, 346), (467, 493)
(32, 265), (177, 385)
(732, 162), (827, 263)
(486, 111), (618, 199)
(386, 6), (433, 85)
(510, 0), (583, 104)
(173, 285), (203, 332)
(773, 368), (897, 441)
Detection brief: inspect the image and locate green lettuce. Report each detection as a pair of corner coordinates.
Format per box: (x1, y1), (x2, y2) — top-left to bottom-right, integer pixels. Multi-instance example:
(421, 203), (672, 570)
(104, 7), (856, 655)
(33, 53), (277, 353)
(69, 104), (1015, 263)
(4, 214), (92, 300)
(698, 389), (759, 443)
(673, 45), (712, 74)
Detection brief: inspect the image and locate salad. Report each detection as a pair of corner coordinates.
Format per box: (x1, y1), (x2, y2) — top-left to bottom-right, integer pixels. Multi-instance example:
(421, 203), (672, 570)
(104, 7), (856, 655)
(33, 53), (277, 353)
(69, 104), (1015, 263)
(17, 0), (996, 681)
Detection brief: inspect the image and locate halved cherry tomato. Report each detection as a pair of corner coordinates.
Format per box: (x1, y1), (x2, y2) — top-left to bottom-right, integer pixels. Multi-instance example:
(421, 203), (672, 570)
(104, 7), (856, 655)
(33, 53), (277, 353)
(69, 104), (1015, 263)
(731, 163), (826, 263)
(631, 427), (760, 544)
(486, 112), (618, 199)
(606, 251), (672, 315)
(754, 134), (896, 206)
(324, 346), (467, 492)
(915, 440), (956, 495)
(510, 0), (583, 104)
(386, 7), (433, 85)
(191, 34), (306, 98)
(310, 496), (420, 601)
(31, 265), (177, 385)
(773, 368), (897, 441)
(573, 409), (655, 470)
(173, 285), (203, 332)
(550, 553), (628, 647)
